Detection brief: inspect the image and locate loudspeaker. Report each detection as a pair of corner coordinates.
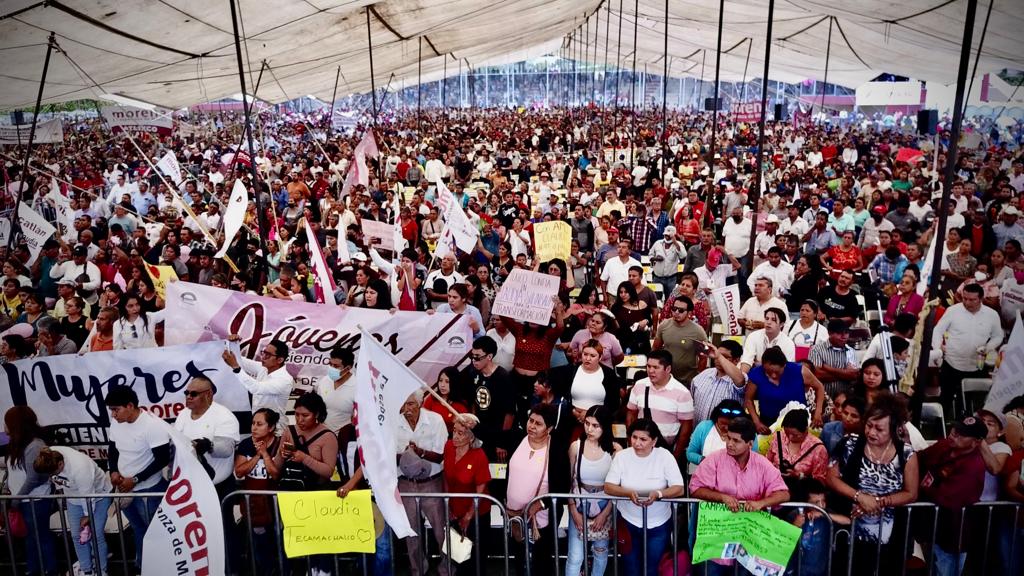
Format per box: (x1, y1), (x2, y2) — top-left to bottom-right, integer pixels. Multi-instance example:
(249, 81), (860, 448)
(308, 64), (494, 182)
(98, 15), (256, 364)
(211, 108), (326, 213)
(10, 111), (24, 125)
(704, 97), (720, 111)
(917, 109), (938, 135)
(774, 103), (785, 121)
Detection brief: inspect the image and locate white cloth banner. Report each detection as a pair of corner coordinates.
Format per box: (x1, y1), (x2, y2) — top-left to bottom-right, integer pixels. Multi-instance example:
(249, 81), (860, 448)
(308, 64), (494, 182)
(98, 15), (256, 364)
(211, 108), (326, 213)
(437, 180), (478, 253)
(0, 341), (251, 458)
(0, 118), (64, 145)
(215, 179), (248, 258)
(855, 82), (922, 107)
(17, 203), (56, 265)
(156, 151), (184, 186)
(986, 314), (1024, 414)
(711, 284), (742, 336)
(142, 421), (225, 576)
(304, 218), (336, 304)
(362, 219), (396, 252)
(101, 106), (173, 136)
(164, 282), (472, 388)
(353, 328), (423, 539)
(336, 218), (351, 262)
(45, 184), (76, 242)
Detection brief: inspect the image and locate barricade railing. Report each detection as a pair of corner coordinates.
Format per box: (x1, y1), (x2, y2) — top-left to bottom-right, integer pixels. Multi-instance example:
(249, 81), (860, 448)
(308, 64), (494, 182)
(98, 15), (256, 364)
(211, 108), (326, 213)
(0, 491), (165, 576)
(0, 491), (1020, 576)
(220, 489), (513, 576)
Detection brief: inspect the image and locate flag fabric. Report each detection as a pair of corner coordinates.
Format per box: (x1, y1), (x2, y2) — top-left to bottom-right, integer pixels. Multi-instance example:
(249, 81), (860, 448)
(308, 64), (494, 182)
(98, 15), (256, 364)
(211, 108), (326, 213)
(304, 218), (337, 304)
(214, 179), (248, 258)
(144, 262), (178, 300)
(986, 315), (1024, 414)
(895, 147), (925, 165)
(336, 218), (351, 262)
(155, 151), (183, 185)
(917, 234), (937, 295)
(353, 328), (424, 539)
(341, 130), (380, 197)
(436, 178), (456, 217)
(142, 421), (225, 576)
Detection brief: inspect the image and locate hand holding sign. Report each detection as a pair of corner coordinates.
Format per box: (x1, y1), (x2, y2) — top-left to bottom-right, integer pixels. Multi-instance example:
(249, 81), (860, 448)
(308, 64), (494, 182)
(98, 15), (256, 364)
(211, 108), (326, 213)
(491, 269), (561, 325)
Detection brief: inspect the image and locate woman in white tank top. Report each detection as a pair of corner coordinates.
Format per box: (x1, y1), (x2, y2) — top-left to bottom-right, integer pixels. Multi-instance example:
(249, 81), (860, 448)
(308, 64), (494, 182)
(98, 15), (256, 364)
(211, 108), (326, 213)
(566, 406), (621, 576)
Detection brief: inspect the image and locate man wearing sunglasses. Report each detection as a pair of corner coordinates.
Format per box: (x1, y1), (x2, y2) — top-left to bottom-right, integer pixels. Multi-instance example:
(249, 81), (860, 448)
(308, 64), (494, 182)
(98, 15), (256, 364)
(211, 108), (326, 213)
(222, 336), (294, 427)
(174, 376), (240, 493)
(653, 295), (709, 385)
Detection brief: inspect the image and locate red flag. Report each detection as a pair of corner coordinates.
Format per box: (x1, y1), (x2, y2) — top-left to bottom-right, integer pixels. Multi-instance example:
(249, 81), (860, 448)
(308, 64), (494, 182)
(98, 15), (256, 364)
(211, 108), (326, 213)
(895, 147), (925, 164)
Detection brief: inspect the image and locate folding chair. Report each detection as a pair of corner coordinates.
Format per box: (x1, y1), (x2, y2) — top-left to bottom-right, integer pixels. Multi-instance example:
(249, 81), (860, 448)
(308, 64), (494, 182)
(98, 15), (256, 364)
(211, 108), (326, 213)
(920, 402), (947, 440)
(961, 378), (993, 416)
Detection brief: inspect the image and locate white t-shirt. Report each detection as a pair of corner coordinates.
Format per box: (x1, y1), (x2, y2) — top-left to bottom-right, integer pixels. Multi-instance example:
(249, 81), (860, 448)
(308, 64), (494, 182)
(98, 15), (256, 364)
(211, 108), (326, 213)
(570, 367), (607, 411)
(425, 270), (465, 309)
(51, 446), (112, 505)
(605, 447), (685, 528)
(601, 257), (641, 296)
(174, 403), (241, 484)
(315, 375), (357, 432)
(486, 328), (517, 371)
(109, 411), (170, 490)
(982, 441), (1013, 501)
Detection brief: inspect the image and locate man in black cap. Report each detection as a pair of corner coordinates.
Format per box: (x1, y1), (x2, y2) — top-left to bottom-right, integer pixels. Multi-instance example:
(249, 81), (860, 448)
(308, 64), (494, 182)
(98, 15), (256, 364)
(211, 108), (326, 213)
(917, 415), (988, 576)
(808, 319), (859, 398)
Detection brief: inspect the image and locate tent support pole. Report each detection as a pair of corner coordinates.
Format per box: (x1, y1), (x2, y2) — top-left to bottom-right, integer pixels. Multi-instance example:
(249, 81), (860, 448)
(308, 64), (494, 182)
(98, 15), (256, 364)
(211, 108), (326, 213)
(417, 37), (422, 133)
(612, 0), (624, 165)
(820, 16), (833, 117)
(366, 7), (378, 125)
(8, 31), (54, 250)
(660, 0), (669, 146)
(228, 0), (269, 282)
(328, 66), (341, 136)
(602, 0), (611, 141)
(747, 0), (775, 265)
(629, 0), (639, 169)
(913, 0), (980, 424)
(705, 0), (725, 228)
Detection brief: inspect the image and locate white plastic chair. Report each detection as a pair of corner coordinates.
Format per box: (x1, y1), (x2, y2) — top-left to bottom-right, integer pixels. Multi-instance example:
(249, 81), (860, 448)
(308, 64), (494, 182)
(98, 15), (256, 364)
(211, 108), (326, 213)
(961, 378), (993, 416)
(920, 402), (946, 440)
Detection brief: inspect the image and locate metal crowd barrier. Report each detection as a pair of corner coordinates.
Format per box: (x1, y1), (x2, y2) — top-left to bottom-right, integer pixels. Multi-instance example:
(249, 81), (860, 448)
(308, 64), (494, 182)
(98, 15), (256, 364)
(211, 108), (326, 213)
(0, 491), (1020, 576)
(0, 491), (165, 576)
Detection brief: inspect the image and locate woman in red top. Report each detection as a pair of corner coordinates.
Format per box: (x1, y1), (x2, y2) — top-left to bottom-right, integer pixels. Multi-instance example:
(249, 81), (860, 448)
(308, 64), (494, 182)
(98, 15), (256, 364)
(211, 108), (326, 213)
(423, 367), (468, 434)
(443, 416), (491, 573)
(825, 230), (863, 280)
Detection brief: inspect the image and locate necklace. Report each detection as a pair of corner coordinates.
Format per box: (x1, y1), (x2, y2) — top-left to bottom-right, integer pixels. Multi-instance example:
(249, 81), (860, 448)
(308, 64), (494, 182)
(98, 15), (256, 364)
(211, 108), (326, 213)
(865, 442), (894, 463)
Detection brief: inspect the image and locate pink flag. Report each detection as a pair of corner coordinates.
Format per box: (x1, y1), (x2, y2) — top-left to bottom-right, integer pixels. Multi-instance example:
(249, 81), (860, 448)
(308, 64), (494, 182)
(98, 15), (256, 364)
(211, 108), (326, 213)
(303, 218), (337, 304)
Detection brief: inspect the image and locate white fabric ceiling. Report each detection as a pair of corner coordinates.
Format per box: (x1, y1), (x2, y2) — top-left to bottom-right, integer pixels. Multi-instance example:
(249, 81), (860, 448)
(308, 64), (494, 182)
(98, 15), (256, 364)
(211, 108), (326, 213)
(0, 0), (1020, 110)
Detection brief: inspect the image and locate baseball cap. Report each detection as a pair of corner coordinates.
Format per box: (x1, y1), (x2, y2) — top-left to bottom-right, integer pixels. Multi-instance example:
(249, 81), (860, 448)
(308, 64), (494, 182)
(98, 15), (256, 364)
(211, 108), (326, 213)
(765, 214), (780, 224)
(952, 416), (988, 439)
(57, 277), (78, 287)
(1003, 206), (1020, 217)
(607, 226), (619, 235)
(72, 245), (88, 257)
(663, 225), (677, 236)
(872, 205), (887, 215)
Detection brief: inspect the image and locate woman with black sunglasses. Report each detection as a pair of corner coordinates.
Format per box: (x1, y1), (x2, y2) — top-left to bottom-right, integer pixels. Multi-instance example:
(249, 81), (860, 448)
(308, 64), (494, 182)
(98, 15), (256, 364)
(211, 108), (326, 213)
(686, 399), (746, 472)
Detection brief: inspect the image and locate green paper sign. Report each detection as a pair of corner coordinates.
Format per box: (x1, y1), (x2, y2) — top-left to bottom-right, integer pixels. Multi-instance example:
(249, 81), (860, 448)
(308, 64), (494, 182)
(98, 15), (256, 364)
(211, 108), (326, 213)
(692, 501), (802, 574)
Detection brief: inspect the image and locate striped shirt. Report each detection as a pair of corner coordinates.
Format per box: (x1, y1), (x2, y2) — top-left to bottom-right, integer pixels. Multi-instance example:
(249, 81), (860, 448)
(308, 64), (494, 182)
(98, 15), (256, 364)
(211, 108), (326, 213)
(627, 377), (695, 443)
(807, 341), (858, 397)
(690, 367), (746, 423)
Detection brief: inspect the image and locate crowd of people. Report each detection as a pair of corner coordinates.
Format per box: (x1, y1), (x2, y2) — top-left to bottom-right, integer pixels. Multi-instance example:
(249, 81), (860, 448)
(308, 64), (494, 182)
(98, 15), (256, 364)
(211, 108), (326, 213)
(1, 104), (1024, 576)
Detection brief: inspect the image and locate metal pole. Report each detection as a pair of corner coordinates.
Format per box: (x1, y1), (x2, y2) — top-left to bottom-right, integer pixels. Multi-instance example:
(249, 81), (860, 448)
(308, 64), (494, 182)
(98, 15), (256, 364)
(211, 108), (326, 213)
(8, 32), (55, 250)
(366, 7), (378, 125)
(705, 0), (725, 228)
(228, 0), (269, 281)
(612, 0), (624, 165)
(742, 38), (752, 100)
(603, 0), (611, 109)
(747, 0), (775, 264)
(328, 65), (341, 136)
(963, 0), (994, 118)
(417, 37), (422, 132)
(630, 0), (639, 169)
(661, 0), (669, 145)
(914, 0), (980, 423)
(820, 17), (833, 118)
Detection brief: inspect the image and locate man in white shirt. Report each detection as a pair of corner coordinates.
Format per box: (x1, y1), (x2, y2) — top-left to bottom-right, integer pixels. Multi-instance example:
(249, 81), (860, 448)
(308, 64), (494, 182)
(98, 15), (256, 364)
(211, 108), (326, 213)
(49, 244), (101, 305)
(722, 206), (751, 260)
(106, 173), (136, 205)
(221, 338), (295, 426)
(600, 239), (641, 303)
(779, 203), (810, 238)
(395, 390), (450, 576)
(425, 254), (465, 309)
(173, 376), (240, 493)
(737, 278), (788, 332)
(739, 307), (796, 372)
(752, 215), (781, 267)
(424, 152), (446, 184)
(106, 385), (171, 570)
(748, 247), (795, 297)
(932, 284), (1004, 418)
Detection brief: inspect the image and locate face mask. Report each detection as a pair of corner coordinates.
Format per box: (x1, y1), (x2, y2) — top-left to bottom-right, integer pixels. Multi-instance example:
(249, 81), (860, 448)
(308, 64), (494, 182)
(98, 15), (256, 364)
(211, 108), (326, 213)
(327, 367), (343, 382)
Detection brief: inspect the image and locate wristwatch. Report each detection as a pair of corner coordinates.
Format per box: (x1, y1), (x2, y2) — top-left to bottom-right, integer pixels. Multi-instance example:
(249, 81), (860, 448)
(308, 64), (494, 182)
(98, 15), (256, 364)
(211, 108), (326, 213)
(232, 366), (241, 373)
(132, 475), (140, 485)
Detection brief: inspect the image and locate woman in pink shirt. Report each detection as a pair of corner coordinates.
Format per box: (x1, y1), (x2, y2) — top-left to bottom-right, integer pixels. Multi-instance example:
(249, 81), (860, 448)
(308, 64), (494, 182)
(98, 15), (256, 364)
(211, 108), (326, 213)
(766, 409), (829, 499)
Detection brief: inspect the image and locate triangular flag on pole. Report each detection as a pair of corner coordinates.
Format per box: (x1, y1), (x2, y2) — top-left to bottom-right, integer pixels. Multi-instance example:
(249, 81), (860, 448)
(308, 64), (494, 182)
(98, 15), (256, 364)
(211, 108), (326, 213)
(214, 179), (248, 259)
(155, 151), (183, 186)
(304, 218), (337, 304)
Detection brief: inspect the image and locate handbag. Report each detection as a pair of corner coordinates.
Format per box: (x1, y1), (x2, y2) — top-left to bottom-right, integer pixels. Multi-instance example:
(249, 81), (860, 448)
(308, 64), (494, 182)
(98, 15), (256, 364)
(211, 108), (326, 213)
(614, 516), (632, 555)
(6, 508), (27, 539)
(442, 526), (473, 564)
(279, 425), (331, 491)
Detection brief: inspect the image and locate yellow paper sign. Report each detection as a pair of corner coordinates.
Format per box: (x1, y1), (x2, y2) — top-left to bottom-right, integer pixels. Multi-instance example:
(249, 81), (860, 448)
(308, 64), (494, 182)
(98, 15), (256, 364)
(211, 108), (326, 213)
(143, 263), (178, 300)
(277, 490), (377, 557)
(533, 220), (572, 262)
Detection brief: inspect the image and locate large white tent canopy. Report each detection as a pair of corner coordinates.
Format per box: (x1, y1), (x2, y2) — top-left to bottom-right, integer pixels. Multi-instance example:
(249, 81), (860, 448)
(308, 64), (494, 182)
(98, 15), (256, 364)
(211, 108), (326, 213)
(0, 0), (1020, 110)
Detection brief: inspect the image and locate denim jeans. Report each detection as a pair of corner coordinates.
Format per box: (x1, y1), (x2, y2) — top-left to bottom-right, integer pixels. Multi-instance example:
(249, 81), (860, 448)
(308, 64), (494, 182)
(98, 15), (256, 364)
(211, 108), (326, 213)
(121, 478), (169, 571)
(67, 497), (113, 575)
(933, 544), (966, 576)
(998, 524), (1024, 573)
(624, 519), (672, 576)
(18, 498), (57, 575)
(371, 524), (393, 576)
(566, 499), (611, 576)
(785, 516), (829, 576)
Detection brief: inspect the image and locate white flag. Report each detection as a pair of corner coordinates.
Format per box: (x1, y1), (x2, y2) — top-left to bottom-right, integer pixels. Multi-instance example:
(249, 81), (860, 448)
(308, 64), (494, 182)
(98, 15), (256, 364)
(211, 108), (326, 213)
(437, 181), (478, 253)
(710, 284), (742, 336)
(304, 218), (337, 305)
(142, 421), (225, 576)
(214, 179), (248, 258)
(155, 151), (183, 186)
(436, 178), (456, 217)
(16, 203), (56, 265)
(987, 314), (1024, 414)
(353, 328), (423, 539)
(336, 218), (351, 263)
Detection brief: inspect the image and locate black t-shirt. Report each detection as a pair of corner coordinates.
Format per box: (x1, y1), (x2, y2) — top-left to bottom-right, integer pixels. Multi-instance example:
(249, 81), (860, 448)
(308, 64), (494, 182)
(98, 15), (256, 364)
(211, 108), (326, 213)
(459, 365), (514, 452)
(497, 203), (519, 228)
(817, 286), (861, 321)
